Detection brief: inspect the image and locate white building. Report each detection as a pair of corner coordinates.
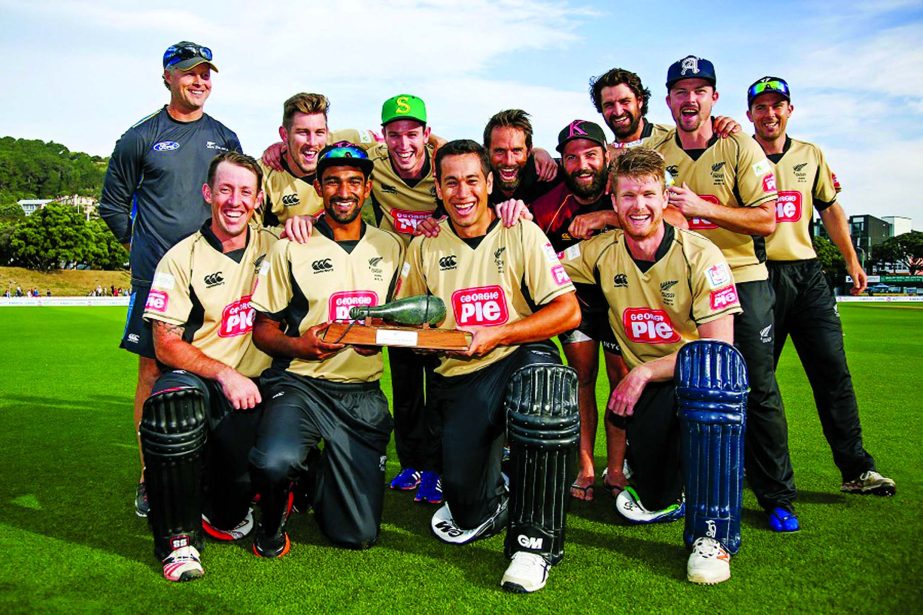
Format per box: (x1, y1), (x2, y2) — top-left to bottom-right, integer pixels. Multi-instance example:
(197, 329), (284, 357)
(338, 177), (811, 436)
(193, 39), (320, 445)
(883, 216), (912, 237)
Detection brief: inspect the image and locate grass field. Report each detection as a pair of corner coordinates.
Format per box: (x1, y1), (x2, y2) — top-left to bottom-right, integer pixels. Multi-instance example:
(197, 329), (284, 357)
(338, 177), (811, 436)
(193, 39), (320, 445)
(0, 303), (920, 613)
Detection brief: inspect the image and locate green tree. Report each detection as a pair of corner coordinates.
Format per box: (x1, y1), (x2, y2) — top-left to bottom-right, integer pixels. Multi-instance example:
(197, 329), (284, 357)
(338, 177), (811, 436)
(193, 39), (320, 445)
(813, 235), (848, 291)
(85, 218), (128, 270)
(873, 231), (923, 274)
(9, 203), (93, 271)
(0, 202), (25, 264)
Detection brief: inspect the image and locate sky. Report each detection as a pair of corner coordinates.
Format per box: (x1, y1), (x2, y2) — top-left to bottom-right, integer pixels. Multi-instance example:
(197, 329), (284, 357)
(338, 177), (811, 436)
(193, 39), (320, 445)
(1, 0), (921, 226)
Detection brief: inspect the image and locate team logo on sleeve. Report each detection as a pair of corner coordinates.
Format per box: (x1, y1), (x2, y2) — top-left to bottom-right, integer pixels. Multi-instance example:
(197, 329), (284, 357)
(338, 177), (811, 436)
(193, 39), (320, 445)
(622, 308), (680, 344)
(219, 295), (254, 338)
(329, 291), (378, 322)
(152, 272), (175, 290)
(542, 243), (559, 263)
(762, 173), (777, 192)
(752, 160), (772, 177)
(551, 265), (571, 286)
(710, 285), (739, 310)
(687, 194), (720, 229)
(145, 290), (168, 313)
(832, 173), (841, 191)
(775, 191), (802, 223)
(452, 286), (509, 327)
(705, 263), (731, 289)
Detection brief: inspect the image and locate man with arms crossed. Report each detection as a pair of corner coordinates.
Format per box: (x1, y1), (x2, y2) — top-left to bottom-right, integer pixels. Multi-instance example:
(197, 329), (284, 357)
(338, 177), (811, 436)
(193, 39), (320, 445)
(747, 76), (894, 496)
(100, 42), (241, 517)
(248, 143), (404, 556)
(562, 147), (744, 584)
(652, 55), (799, 532)
(398, 139), (581, 593)
(140, 151), (276, 582)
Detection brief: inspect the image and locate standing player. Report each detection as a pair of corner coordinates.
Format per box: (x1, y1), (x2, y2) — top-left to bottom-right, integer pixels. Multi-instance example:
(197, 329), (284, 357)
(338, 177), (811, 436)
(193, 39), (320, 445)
(398, 139), (581, 593)
(652, 55), (800, 532)
(140, 151), (276, 582)
(100, 41), (241, 517)
(747, 76), (895, 495)
(561, 147), (744, 584)
(259, 93), (377, 227)
(248, 143), (404, 556)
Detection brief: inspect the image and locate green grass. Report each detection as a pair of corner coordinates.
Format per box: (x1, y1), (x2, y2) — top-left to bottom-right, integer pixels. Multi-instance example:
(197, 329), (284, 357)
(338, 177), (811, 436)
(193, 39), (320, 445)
(0, 304), (920, 613)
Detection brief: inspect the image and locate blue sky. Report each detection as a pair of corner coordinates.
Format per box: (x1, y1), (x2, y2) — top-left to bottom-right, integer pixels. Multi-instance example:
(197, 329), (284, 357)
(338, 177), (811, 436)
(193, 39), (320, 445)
(1, 0), (920, 225)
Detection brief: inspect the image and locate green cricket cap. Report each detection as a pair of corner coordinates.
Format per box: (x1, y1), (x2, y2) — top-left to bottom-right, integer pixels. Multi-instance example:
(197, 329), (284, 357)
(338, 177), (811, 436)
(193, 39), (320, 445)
(381, 94), (427, 126)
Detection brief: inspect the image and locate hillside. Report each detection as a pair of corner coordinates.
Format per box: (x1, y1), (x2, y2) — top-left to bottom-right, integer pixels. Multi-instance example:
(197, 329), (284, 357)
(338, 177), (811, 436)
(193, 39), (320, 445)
(1, 266), (130, 297)
(0, 137), (106, 204)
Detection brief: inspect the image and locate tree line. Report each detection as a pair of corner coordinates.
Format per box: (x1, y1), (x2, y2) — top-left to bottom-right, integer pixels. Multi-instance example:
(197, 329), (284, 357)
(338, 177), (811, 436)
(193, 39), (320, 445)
(0, 137), (106, 204)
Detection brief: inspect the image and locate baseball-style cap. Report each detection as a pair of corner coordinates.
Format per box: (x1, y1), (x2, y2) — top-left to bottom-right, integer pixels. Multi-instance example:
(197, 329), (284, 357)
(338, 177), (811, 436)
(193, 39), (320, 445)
(163, 41), (218, 72)
(666, 55), (716, 90)
(747, 76), (791, 107)
(315, 141), (374, 179)
(555, 119), (608, 153)
(381, 94), (427, 126)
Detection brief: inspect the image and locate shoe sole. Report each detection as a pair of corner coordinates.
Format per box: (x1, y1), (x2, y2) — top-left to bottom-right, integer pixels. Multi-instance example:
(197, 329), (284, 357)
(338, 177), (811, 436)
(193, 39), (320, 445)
(175, 569), (204, 583)
(688, 572), (730, 585)
(135, 509), (148, 518)
(390, 483), (420, 491)
(502, 581), (542, 594)
(842, 486), (896, 496)
(252, 534), (291, 559)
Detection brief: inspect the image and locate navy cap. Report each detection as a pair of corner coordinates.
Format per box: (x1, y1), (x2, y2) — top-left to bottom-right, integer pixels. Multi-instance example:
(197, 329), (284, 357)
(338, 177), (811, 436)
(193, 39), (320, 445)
(666, 55), (716, 90)
(315, 141), (374, 179)
(747, 76), (791, 107)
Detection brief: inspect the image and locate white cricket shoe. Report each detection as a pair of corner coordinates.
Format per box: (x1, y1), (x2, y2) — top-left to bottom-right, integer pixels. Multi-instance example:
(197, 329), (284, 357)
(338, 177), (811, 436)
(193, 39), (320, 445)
(162, 545), (204, 583)
(687, 537), (730, 585)
(615, 487), (684, 524)
(202, 508), (254, 541)
(430, 498), (508, 545)
(501, 552), (550, 593)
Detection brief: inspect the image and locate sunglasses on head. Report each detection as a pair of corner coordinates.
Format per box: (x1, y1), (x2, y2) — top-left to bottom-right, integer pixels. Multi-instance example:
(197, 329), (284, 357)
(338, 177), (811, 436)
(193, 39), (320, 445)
(321, 142), (369, 161)
(164, 43), (213, 68)
(748, 79), (790, 100)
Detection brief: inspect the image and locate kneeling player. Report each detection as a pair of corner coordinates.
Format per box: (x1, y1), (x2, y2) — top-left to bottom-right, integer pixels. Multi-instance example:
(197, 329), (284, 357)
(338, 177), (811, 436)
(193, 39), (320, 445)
(249, 143), (403, 555)
(140, 152), (278, 581)
(398, 140), (581, 593)
(562, 148), (744, 583)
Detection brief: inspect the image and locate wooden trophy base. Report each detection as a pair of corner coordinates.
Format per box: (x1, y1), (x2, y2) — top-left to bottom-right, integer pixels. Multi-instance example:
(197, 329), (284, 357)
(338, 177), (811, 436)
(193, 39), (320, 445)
(322, 321), (471, 351)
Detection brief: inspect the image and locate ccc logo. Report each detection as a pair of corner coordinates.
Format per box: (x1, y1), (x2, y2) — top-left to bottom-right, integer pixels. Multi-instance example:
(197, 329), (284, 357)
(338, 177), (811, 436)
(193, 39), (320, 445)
(312, 259), (333, 272)
(281, 194), (300, 206)
(204, 272), (224, 287)
(439, 255), (457, 270)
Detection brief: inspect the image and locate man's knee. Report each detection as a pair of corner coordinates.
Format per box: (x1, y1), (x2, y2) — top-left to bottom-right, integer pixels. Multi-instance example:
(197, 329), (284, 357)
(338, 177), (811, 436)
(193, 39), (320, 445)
(250, 445), (304, 486)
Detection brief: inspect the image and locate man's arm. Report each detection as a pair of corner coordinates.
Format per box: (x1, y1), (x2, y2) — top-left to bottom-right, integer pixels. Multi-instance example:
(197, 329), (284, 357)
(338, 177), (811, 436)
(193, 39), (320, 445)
(99, 130), (144, 249)
(819, 202), (867, 295)
(252, 313), (345, 361)
(152, 320), (261, 410)
(459, 292), (580, 358)
(608, 314), (734, 417)
(668, 182), (776, 236)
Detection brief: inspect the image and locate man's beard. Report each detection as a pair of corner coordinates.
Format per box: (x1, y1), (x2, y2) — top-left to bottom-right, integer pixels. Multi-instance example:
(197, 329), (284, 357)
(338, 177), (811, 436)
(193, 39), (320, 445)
(608, 112), (642, 141)
(564, 167), (607, 201)
(326, 198), (362, 224)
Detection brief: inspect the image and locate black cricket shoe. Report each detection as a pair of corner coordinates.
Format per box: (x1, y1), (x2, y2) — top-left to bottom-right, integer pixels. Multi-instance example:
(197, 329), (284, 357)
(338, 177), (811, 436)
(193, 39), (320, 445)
(135, 482), (150, 518)
(252, 523), (291, 559)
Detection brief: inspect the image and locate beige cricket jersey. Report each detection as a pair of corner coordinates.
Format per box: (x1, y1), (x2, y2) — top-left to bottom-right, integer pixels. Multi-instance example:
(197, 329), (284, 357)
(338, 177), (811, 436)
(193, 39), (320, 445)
(364, 142), (438, 243)
(763, 136), (841, 261)
(398, 217), (576, 377)
(251, 219), (404, 383)
(606, 119), (672, 157)
(652, 131), (778, 283)
(143, 224), (280, 378)
(561, 225), (742, 370)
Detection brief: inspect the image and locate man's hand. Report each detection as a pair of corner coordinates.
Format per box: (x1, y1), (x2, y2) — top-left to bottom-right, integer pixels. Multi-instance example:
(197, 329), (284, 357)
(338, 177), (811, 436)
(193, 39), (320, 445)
(667, 183), (713, 219)
(494, 199), (532, 227)
(414, 216), (445, 237)
(848, 262), (869, 295)
(533, 148), (559, 181)
(452, 325), (504, 358)
(297, 323), (346, 360)
(568, 210), (617, 240)
(262, 142), (285, 172)
(713, 116), (741, 138)
(607, 365), (652, 417)
(281, 215), (314, 244)
(216, 366), (262, 411)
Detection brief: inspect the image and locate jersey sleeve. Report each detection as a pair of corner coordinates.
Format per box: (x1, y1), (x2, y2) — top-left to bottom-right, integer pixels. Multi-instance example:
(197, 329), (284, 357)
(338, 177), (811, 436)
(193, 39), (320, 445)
(329, 128), (381, 148)
(559, 237), (599, 285)
(251, 239), (293, 319)
(395, 235), (427, 299)
(735, 136), (778, 208)
(99, 127), (146, 244)
(690, 242), (742, 325)
(143, 247), (193, 326)
(812, 145), (841, 211)
(520, 221), (575, 305)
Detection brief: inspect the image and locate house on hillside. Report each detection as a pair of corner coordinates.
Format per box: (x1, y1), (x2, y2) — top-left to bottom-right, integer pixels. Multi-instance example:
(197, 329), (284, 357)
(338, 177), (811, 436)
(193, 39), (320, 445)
(18, 199), (53, 216)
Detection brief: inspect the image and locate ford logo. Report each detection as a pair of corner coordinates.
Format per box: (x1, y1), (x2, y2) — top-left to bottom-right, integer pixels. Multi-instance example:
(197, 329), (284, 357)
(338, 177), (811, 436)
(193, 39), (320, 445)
(152, 141), (180, 151)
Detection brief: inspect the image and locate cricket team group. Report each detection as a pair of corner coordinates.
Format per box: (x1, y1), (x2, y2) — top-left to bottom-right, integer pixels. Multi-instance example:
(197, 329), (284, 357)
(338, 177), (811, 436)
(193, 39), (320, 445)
(98, 41), (896, 592)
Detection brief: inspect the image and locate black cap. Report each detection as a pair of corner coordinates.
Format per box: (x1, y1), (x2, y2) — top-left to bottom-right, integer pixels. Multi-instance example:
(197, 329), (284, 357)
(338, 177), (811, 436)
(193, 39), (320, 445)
(666, 55), (716, 90)
(315, 141), (374, 179)
(747, 76), (791, 107)
(555, 120), (607, 153)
